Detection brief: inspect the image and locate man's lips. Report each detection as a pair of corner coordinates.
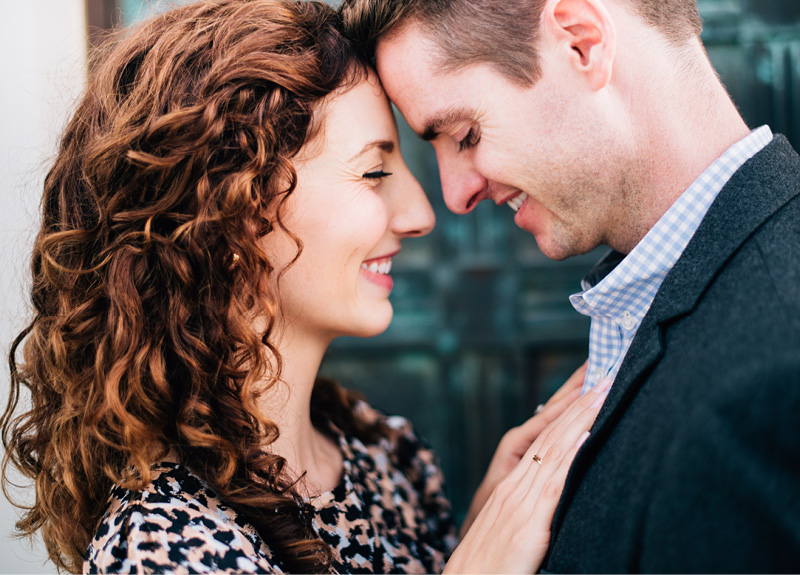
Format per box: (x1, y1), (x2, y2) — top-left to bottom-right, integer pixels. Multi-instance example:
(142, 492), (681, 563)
(504, 191), (526, 212)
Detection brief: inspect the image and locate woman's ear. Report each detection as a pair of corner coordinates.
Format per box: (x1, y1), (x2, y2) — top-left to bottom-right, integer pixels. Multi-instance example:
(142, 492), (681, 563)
(541, 0), (616, 91)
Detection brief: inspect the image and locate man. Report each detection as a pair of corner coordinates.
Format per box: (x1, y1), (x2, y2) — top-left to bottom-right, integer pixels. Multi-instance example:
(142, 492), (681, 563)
(341, 0), (800, 571)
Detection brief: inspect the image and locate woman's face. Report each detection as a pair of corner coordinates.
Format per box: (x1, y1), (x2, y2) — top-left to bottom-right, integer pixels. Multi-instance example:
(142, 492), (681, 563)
(262, 74), (435, 343)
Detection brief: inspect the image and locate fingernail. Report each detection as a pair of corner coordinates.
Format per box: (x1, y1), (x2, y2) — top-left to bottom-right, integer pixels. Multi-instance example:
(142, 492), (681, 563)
(575, 431), (590, 448)
(590, 391), (608, 408)
(595, 377), (613, 394)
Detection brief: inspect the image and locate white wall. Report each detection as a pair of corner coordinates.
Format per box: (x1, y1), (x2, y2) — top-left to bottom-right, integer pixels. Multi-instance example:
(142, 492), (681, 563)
(0, 1), (87, 572)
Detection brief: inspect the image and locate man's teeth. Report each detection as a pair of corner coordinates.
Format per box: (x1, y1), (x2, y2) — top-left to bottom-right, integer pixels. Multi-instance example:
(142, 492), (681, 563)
(507, 193), (526, 212)
(361, 258), (393, 274)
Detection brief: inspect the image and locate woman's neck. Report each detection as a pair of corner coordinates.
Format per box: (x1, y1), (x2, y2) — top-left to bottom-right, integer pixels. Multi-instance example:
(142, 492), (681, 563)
(256, 326), (343, 497)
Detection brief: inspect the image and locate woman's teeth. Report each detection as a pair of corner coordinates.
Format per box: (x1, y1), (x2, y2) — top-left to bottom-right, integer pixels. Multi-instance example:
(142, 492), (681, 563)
(507, 193), (526, 212)
(361, 258), (393, 274)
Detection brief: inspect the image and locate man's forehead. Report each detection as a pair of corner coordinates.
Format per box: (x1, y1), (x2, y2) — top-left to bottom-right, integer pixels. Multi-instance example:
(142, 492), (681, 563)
(376, 25), (472, 138)
(376, 22), (437, 80)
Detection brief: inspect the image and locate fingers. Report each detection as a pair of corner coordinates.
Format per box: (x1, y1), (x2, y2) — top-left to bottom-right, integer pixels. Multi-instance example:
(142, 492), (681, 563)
(524, 431), (590, 536)
(448, 422), (594, 575)
(536, 386), (582, 426)
(526, 376), (611, 463)
(464, 365), (604, 541)
(515, 361), (588, 445)
(495, 379), (607, 489)
(499, 385), (605, 492)
(469, 426), (592, 572)
(512, 386), (581, 447)
(520, 384), (602, 482)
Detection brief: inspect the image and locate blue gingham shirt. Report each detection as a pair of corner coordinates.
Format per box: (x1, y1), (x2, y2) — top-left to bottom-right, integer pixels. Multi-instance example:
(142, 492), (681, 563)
(571, 126), (773, 393)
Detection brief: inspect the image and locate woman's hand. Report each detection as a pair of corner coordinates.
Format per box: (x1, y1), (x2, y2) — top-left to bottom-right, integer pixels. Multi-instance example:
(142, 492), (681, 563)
(460, 361), (588, 536)
(444, 375), (611, 574)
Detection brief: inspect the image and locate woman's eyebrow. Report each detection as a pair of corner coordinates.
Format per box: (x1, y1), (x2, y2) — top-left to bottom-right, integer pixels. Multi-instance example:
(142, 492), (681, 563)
(348, 140), (395, 162)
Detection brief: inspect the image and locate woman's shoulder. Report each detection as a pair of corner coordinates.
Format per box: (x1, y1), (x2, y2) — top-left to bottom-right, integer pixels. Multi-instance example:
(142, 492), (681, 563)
(343, 400), (459, 564)
(351, 399), (420, 449)
(350, 400), (443, 489)
(84, 463), (281, 574)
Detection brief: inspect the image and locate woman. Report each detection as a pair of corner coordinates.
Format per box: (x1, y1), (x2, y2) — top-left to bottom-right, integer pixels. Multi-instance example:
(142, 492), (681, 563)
(1, 1), (606, 573)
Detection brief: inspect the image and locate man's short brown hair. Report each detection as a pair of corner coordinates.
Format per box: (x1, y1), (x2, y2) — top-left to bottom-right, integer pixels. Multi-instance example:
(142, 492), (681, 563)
(341, 0), (703, 85)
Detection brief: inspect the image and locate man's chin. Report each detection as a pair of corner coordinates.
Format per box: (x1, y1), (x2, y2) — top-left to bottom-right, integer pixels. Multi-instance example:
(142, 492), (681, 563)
(515, 199), (573, 260)
(536, 242), (574, 261)
(530, 229), (591, 261)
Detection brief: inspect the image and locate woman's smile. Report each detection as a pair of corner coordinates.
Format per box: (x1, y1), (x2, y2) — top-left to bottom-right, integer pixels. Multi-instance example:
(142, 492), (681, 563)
(360, 253), (396, 291)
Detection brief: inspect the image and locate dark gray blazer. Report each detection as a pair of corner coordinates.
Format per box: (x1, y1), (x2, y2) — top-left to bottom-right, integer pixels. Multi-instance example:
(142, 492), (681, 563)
(542, 135), (800, 573)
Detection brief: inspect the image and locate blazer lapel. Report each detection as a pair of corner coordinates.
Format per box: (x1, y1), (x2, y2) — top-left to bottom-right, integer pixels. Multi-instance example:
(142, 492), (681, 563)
(550, 134), (800, 533)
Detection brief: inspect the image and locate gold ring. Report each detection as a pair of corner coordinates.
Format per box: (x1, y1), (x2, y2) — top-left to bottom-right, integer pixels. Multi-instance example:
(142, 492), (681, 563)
(532, 454), (543, 465)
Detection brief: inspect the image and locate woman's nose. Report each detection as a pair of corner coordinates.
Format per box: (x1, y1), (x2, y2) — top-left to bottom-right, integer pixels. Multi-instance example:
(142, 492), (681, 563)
(389, 169), (435, 238)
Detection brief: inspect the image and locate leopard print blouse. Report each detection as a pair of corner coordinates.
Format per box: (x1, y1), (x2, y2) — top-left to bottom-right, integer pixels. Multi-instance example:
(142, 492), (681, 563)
(84, 404), (458, 574)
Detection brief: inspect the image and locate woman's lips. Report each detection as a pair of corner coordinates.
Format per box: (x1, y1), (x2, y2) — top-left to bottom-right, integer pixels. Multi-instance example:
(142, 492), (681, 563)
(360, 255), (394, 290)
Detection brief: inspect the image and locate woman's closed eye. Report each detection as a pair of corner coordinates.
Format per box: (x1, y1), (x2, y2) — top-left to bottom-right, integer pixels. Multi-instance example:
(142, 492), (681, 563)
(362, 169), (393, 180)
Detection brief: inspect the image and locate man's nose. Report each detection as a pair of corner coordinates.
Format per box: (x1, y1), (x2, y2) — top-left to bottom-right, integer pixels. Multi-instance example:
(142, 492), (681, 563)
(436, 149), (489, 215)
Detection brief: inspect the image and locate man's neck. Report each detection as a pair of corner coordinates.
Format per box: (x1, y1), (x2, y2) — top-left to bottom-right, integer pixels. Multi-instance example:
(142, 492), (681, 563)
(610, 38), (751, 254)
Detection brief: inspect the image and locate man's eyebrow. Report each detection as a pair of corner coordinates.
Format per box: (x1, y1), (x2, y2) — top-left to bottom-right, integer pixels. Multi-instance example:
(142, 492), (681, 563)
(348, 140), (394, 162)
(421, 107), (472, 141)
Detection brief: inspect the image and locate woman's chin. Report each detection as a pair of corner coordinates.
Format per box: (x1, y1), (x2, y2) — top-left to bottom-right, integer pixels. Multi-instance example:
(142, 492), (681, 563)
(340, 304), (394, 340)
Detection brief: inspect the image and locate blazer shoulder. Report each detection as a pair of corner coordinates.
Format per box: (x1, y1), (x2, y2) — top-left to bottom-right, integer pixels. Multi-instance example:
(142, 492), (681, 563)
(751, 192), (800, 329)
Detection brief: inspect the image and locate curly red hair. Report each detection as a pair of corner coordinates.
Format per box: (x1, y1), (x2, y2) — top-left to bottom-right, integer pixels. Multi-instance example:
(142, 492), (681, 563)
(1, 1), (382, 572)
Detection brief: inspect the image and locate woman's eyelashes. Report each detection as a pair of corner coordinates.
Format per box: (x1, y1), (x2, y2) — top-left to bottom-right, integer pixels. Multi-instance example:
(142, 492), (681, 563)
(362, 169), (393, 180)
(457, 127), (481, 153)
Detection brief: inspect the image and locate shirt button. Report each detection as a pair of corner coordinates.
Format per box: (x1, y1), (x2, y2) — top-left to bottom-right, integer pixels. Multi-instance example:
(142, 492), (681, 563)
(619, 311), (637, 331)
(592, 368), (604, 379)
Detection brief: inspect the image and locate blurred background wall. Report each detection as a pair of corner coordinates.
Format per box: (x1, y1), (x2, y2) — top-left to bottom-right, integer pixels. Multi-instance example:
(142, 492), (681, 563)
(0, 0), (798, 571)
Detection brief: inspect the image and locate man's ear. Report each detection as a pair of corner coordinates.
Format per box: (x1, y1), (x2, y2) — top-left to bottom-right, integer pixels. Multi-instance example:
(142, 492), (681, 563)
(541, 0), (616, 91)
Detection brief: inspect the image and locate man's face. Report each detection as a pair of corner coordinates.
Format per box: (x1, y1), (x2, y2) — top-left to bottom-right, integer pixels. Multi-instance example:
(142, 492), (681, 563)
(376, 23), (642, 260)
